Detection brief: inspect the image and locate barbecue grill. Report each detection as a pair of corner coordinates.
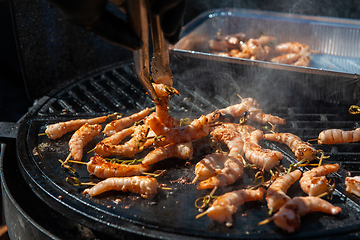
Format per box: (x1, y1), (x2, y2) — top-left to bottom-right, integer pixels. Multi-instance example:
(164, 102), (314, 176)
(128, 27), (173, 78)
(1, 0), (360, 239)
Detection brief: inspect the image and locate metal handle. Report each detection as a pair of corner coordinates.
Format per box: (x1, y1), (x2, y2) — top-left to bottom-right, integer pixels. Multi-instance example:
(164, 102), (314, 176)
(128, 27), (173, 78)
(149, 13), (173, 86)
(126, 0), (159, 102)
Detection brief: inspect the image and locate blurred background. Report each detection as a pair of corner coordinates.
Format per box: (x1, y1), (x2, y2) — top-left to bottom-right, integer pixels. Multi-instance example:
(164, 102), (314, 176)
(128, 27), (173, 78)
(1, 0), (360, 123)
(0, 0), (32, 122)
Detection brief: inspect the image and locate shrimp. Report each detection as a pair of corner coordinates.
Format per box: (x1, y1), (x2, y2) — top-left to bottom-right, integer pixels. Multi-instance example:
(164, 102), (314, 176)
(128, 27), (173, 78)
(69, 123), (102, 161)
(230, 123), (257, 138)
(266, 170), (302, 213)
(274, 42), (310, 54)
(147, 114), (210, 144)
(264, 133), (317, 161)
(142, 142), (193, 166)
(94, 127), (135, 157)
(83, 176), (159, 199)
(86, 155), (150, 178)
(205, 104), (247, 123)
(210, 123), (256, 158)
(101, 124), (154, 158)
(195, 153), (223, 181)
(241, 98), (286, 125)
(299, 163), (340, 196)
(317, 127), (360, 144)
(205, 97), (286, 126)
(243, 129), (283, 171)
(45, 115), (108, 140)
(272, 43), (312, 65)
(210, 124), (245, 159)
(195, 153), (244, 190)
(345, 176), (360, 197)
(103, 108), (150, 136)
(270, 53), (301, 64)
(271, 196), (341, 233)
(241, 36), (275, 61)
(293, 56), (311, 67)
(209, 32), (248, 52)
(152, 83), (180, 128)
(226, 49), (251, 59)
(204, 188), (265, 227)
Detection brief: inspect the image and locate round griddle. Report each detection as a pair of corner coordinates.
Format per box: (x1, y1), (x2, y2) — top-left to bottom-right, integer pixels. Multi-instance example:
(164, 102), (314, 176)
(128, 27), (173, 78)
(16, 60), (360, 239)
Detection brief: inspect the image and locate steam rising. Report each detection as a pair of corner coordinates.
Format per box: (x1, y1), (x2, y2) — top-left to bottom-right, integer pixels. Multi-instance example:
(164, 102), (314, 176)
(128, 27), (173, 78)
(171, 6), (360, 119)
(170, 53), (359, 120)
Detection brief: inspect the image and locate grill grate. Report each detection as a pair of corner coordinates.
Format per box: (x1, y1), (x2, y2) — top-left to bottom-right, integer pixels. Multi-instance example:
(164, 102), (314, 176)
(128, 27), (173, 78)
(38, 63), (153, 116)
(19, 59), (360, 238)
(38, 60), (360, 174)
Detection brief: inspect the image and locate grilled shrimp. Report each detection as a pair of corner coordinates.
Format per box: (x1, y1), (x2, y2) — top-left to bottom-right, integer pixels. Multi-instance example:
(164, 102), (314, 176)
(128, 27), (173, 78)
(242, 98), (286, 125)
(210, 124), (245, 158)
(271, 43), (311, 66)
(241, 36), (275, 61)
(210, 123), (256, 161)
(45, 115), (108, 140)
(225, 49), (251, 59)
(264, 133), (317, 161)
(266, 170), (302, 213)
(142, 142), (193, 166)
(274, 42), (310, 54)
(147, 114), (210, 144)
(101, 124), (154, 158)
(209, 32), (248, 52)
(299, 163), (340, 196)
(345, 176), (360, 197)
(206, 97), (286, 126)
(94, 127), (135, 157)
(205, 188), (265, 227)
(243, 129), (283, 171)
(103, 108), (150, 136)
(83, 176), (159, 199)
(231, 123), (257, 138)
(293, 56), (311, 67)
(195, 153), (244, 190)
(206, 104), (247, 122)
(272, 196), (341, 233)
(69, 123), (102, 161)
(318, 127), (360, 144)
(195, 153), (223, 181)
(271, 53), (302, 64)
(87, 155), (150, 178)
(152, 83), (180, 128)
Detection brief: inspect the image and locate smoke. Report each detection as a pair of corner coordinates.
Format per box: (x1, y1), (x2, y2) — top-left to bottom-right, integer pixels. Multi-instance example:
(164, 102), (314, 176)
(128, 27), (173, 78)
(174, 2), (360, 116)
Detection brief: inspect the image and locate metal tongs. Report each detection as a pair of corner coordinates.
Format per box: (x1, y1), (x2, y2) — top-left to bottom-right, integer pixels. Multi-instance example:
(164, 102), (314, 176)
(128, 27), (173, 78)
(126, 0), (173, 103)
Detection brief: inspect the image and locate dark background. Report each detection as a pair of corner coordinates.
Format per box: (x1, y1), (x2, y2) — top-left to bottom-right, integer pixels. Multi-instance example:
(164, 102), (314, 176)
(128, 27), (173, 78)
(0, 0), (31, 122)
(1, 0), (360, 123)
